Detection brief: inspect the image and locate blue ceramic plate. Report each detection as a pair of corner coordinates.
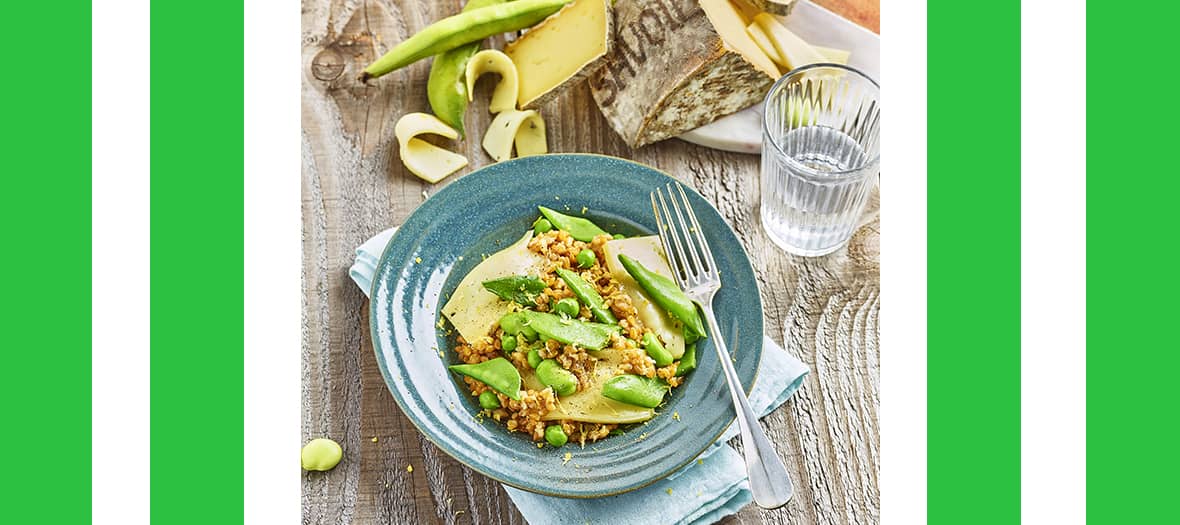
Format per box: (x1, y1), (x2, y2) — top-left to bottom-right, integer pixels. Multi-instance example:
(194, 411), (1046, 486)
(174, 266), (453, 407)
(370, 154), (762, 498)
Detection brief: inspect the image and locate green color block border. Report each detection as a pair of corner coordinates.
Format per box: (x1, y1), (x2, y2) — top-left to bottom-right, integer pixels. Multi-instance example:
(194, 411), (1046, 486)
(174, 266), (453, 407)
(0, 2), (92, 520)
(928, 2), (1021, 523)
(1086, 3), (1176, 522)
(151, 1), (244, 522)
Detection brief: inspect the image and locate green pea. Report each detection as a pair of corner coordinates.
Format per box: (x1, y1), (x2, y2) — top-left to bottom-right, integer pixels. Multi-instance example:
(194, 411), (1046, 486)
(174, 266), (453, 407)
(576, 249), (597, 268)
(499, 312), (538, 341)
(501, 333), (517, 352)
(545, 425), (568, 447)
(478, 391), (501, 409)
(612, 233), (626, 240)
(535, 359), (578, 396)
(641, 332), (674, 367)
(601, 374), (668, 408)
(554, 297), (580, 317)
(527, 348), (542, 369)
(533, 217), (553, 235)
(301, 438), (343, 471)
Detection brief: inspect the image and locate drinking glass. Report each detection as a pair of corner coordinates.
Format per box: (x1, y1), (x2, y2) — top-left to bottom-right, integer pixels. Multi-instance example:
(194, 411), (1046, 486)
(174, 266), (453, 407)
(760, 64), (881, 256)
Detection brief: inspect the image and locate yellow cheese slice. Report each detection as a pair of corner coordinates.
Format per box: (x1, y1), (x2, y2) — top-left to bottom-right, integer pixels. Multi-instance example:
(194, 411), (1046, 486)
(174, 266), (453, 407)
(603, 236), (685, 359)
(542, 348), (655, 424)
(505, 0), (613, 109)
(753, 13), (827, 71)
(394, 113), (468, 184)
(814, 45), (851, 65)
(481, 109), (548, 162)
(441, 232), (547, 344)
(465, 49), (519, 114)
(699, 0), (781, 79)
(745, 21), (785, 68)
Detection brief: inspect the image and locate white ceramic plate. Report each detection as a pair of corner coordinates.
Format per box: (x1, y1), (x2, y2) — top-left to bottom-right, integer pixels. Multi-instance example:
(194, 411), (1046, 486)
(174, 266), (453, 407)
(677, 0), (880, 154)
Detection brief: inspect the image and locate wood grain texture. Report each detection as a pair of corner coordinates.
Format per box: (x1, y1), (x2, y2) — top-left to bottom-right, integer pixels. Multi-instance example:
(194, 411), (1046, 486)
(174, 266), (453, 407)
(302, 1), (879, 523)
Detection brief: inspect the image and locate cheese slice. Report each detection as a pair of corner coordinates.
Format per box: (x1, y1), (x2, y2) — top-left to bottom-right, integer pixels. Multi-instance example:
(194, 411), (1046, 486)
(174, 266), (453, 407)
(699, 0), (781, 79)
(603, 236), (685, 360)
(753, 13), (827, 71)
(746, 21), (784, 67)
(441, 232), (547, 344)
(542, 348), (655, 424)
(814, 45), (852, 65)
(505, 0), (614, 109)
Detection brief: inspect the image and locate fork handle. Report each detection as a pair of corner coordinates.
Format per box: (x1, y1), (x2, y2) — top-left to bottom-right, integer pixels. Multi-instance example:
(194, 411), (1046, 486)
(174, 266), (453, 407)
(700, 303), (794, 509)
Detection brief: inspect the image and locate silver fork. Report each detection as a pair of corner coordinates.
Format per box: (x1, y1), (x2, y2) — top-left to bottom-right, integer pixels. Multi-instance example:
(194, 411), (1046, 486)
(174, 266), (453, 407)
(652, 183), (794, 509)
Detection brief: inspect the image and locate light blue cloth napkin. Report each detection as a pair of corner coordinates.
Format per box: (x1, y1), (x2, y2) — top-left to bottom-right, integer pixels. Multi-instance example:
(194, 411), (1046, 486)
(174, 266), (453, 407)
(350, 227), (809, 525)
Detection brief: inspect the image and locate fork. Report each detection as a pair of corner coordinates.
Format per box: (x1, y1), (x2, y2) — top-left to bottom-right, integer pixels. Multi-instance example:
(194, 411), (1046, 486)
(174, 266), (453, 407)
(652, 183), (794, 509)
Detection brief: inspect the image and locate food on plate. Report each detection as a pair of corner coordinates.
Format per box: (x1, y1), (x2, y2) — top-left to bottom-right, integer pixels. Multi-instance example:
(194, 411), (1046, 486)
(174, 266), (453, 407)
(814, 45), (852, 65)
(482, 109), (548, 161)
(301, 438), (343, 471)
(504, 0), (615, 109)
(440, 207), (705, 444)
(394, 113), (468, 183)
(465, 49), (520, 114)
(426, 0), (509, 136)
(746, 21), (786, 66)
(752, 12), (826, 71)
(590, 0), (780, 148)
(361, 0), (573, 81)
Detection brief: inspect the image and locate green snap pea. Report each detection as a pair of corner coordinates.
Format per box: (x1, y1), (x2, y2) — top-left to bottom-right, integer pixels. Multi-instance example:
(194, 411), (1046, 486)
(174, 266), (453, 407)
(533, 217), (553, 235)
(617, 254), (706, 339)
(554, 297), (580, 317)
(554, 268), (618, 324)
(449, 357), (522, 400)
(537, 206), (608, 242)
(301, 438), (343, 471)
(499, 312), (538, 341)
(478, 391), (501, 409)
(601, 374), (669, 408)
(527, 348), (543, 369)
(545, 425), (568, 447)
(426, 0), (507, 136)
(516, 310), (618, 350)
(641, 332), (674, 367)
(482, 275), (547, 306)
(362, 0), (572, 81)
(675, 343), (697, 376)
(535, 359), (578, 396)
(576, 249), (597, 268)
(500, 333), (517, 352)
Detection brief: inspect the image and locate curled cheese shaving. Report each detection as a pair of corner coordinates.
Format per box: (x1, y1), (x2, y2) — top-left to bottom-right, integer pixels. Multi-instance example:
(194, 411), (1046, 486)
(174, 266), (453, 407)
(395, 113), (468, 183)
(465, 50), (520, 114)
(482, 109), (548, 162)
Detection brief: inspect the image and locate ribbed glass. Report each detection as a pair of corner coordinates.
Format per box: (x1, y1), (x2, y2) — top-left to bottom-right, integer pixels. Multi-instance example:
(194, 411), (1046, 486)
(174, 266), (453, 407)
(760, 64), (881, 256)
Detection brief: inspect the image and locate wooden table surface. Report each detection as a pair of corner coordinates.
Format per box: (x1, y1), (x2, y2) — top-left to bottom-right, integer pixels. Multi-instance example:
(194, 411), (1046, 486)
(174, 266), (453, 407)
(302, 1), (880, 523)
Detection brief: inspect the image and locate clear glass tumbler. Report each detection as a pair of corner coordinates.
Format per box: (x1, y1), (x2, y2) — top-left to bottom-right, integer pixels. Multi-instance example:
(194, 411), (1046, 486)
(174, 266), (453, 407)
(760, 64), (881, 256)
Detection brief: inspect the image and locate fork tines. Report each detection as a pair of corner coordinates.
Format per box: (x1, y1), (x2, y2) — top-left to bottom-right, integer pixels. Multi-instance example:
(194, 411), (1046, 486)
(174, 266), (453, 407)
(651, 183), (719, 290)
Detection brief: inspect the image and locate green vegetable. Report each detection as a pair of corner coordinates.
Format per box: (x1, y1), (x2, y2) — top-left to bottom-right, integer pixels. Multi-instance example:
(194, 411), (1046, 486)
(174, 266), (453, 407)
(554, 297), (580, 317)
(426, 0), (507, 136)
(499, 312), (538, 341)
(641, 332), (674, 367)
(554, 268), (618, 324)
(301, 438), (343, 471)
(516, 310), (618, 350)
(533, 217), (553, 235)
(538, 206), (608, 242)
(361, 0), (573, 81)
(527, 348), (543, 368)
(608, 428), (626, 436)
(545, 425), (568, 447)
(500, 333), (517, 352)
(612, 233), (626, 240)
(535, 359), (578, 396)
(601, 374), (669, 408)
(675, 343), (697, 376)
(576, 249), (597, 268)
(482, 275), (546, 306)
(478, 391), (501, 409)
(449, 357), (522, 400)
(617, 254), (706, 339)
